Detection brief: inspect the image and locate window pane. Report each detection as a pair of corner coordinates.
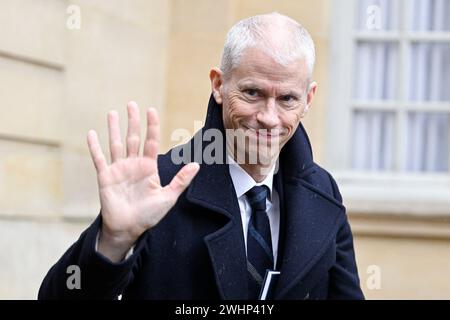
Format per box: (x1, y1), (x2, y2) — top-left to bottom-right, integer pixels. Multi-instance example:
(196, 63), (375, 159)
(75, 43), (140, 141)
(354, 42), (399, 100)
(351, 111), (396, 171)
(355, 0), (400, 31)
(410, 0), (450, 31)
(405, 112), (449, 172)
(408, 43), (450, 101)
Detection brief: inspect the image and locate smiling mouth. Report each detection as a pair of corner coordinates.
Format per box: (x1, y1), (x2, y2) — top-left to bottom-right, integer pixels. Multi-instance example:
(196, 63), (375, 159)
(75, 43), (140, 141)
(242, 126), (284, 139)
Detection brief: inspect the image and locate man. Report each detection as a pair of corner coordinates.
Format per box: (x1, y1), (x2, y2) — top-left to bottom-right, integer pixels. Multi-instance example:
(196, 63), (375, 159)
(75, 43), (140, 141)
(39, 12), (364, 300)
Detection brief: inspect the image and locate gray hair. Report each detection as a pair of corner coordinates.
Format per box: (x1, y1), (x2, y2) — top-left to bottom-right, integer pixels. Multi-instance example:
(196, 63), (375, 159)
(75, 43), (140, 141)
(220, 12), (316, 80)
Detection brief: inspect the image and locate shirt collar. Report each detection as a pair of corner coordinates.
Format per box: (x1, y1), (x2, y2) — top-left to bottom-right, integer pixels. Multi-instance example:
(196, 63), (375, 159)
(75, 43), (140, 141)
(227, 155), (276, 201)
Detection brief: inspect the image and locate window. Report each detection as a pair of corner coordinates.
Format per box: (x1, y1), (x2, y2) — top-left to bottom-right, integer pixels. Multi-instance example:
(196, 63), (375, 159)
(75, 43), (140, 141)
(327, 0), (450, 214)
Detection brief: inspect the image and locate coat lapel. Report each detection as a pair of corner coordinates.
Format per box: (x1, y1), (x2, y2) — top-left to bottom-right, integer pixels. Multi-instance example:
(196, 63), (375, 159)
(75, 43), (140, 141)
(273, 175), (345, 299)
(186, 160), (249, 299)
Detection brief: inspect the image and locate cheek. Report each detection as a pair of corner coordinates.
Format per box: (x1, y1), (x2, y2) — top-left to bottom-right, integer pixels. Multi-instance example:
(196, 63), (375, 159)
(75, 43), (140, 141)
(281, 111), (302, 136)
(223, 93), (254, 126)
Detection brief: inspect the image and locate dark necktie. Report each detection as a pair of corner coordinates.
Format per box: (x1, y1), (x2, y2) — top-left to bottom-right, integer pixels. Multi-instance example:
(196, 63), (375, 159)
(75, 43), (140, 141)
(246, 185), (274, 299)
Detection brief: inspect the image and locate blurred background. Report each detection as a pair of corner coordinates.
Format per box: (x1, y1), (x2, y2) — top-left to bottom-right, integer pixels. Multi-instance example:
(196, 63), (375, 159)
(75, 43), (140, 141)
(0, 0), (449, 299)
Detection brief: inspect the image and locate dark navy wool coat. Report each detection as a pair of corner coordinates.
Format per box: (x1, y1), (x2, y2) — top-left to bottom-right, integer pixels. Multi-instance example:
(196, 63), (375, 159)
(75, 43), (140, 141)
(39, 95), (364, 300)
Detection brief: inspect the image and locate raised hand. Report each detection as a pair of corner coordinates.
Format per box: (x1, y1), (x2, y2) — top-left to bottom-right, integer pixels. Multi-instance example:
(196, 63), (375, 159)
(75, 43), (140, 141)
(87, 101), (199, 262)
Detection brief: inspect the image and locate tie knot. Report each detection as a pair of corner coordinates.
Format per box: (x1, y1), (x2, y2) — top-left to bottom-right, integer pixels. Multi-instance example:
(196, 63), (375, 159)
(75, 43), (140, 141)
(245, 185), (269, 212)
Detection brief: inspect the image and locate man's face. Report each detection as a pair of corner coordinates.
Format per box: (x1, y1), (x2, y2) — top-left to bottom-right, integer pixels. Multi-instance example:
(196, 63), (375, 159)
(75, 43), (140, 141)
(211, 47), (316, 166)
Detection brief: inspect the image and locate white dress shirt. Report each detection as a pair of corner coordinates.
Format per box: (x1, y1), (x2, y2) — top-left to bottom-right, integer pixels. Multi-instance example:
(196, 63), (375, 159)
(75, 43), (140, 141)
(227, 156), (280, 267)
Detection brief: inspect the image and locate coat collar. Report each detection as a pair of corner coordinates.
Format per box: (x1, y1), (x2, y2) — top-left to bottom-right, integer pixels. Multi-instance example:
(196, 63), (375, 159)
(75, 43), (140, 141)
(184, 94), (345, 299)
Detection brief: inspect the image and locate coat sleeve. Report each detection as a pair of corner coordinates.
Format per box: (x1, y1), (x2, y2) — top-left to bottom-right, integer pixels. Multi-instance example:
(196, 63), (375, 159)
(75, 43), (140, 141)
(38, 215), (145, 299)
(326, 173), (365, 300)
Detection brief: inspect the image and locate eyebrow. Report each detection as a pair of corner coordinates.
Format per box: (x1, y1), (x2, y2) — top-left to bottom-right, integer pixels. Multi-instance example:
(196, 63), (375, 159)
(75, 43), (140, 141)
(279, 90), (302, 97)
(238, 82), (302, 98)
(238, 82), (264, 90)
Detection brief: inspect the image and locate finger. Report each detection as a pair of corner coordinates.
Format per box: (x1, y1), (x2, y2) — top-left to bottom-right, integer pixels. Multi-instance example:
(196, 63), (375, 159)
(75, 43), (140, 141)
(163, 162), (200, 203)
(87, 130), (107, 173)
(143, 107), (160, 159)
(126, 101), (141, 157)
(108, 111), (123, 163)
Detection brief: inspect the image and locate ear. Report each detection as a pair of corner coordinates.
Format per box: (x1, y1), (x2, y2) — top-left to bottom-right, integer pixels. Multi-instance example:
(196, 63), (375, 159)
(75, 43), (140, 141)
(301, 81), (318, 118)
(209, 67), (224, 105)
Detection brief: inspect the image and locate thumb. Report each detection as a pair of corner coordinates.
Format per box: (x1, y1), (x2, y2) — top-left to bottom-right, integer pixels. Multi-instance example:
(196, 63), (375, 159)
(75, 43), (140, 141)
(163, 162), (200, 203)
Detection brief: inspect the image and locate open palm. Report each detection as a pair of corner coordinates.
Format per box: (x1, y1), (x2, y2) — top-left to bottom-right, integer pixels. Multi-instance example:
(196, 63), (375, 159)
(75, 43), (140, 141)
(87, 102), (199, 260)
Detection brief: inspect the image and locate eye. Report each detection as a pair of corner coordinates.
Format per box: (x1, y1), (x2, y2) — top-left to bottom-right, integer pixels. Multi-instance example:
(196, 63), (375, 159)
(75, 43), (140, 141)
(244, 89), (259, 97)
(280, 95), (295, 102)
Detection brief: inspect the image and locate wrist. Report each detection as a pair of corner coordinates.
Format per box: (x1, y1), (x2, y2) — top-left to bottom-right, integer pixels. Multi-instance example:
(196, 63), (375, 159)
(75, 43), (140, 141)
(97, 227), (136, 263)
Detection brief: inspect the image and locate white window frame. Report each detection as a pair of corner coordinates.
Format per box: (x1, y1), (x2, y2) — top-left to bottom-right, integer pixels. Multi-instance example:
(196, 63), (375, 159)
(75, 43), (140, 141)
(325, 0), (450, 216)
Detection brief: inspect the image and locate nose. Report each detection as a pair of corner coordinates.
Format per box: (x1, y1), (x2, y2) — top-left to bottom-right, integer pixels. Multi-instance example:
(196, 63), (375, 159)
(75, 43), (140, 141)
(256, 98), (280, 128)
